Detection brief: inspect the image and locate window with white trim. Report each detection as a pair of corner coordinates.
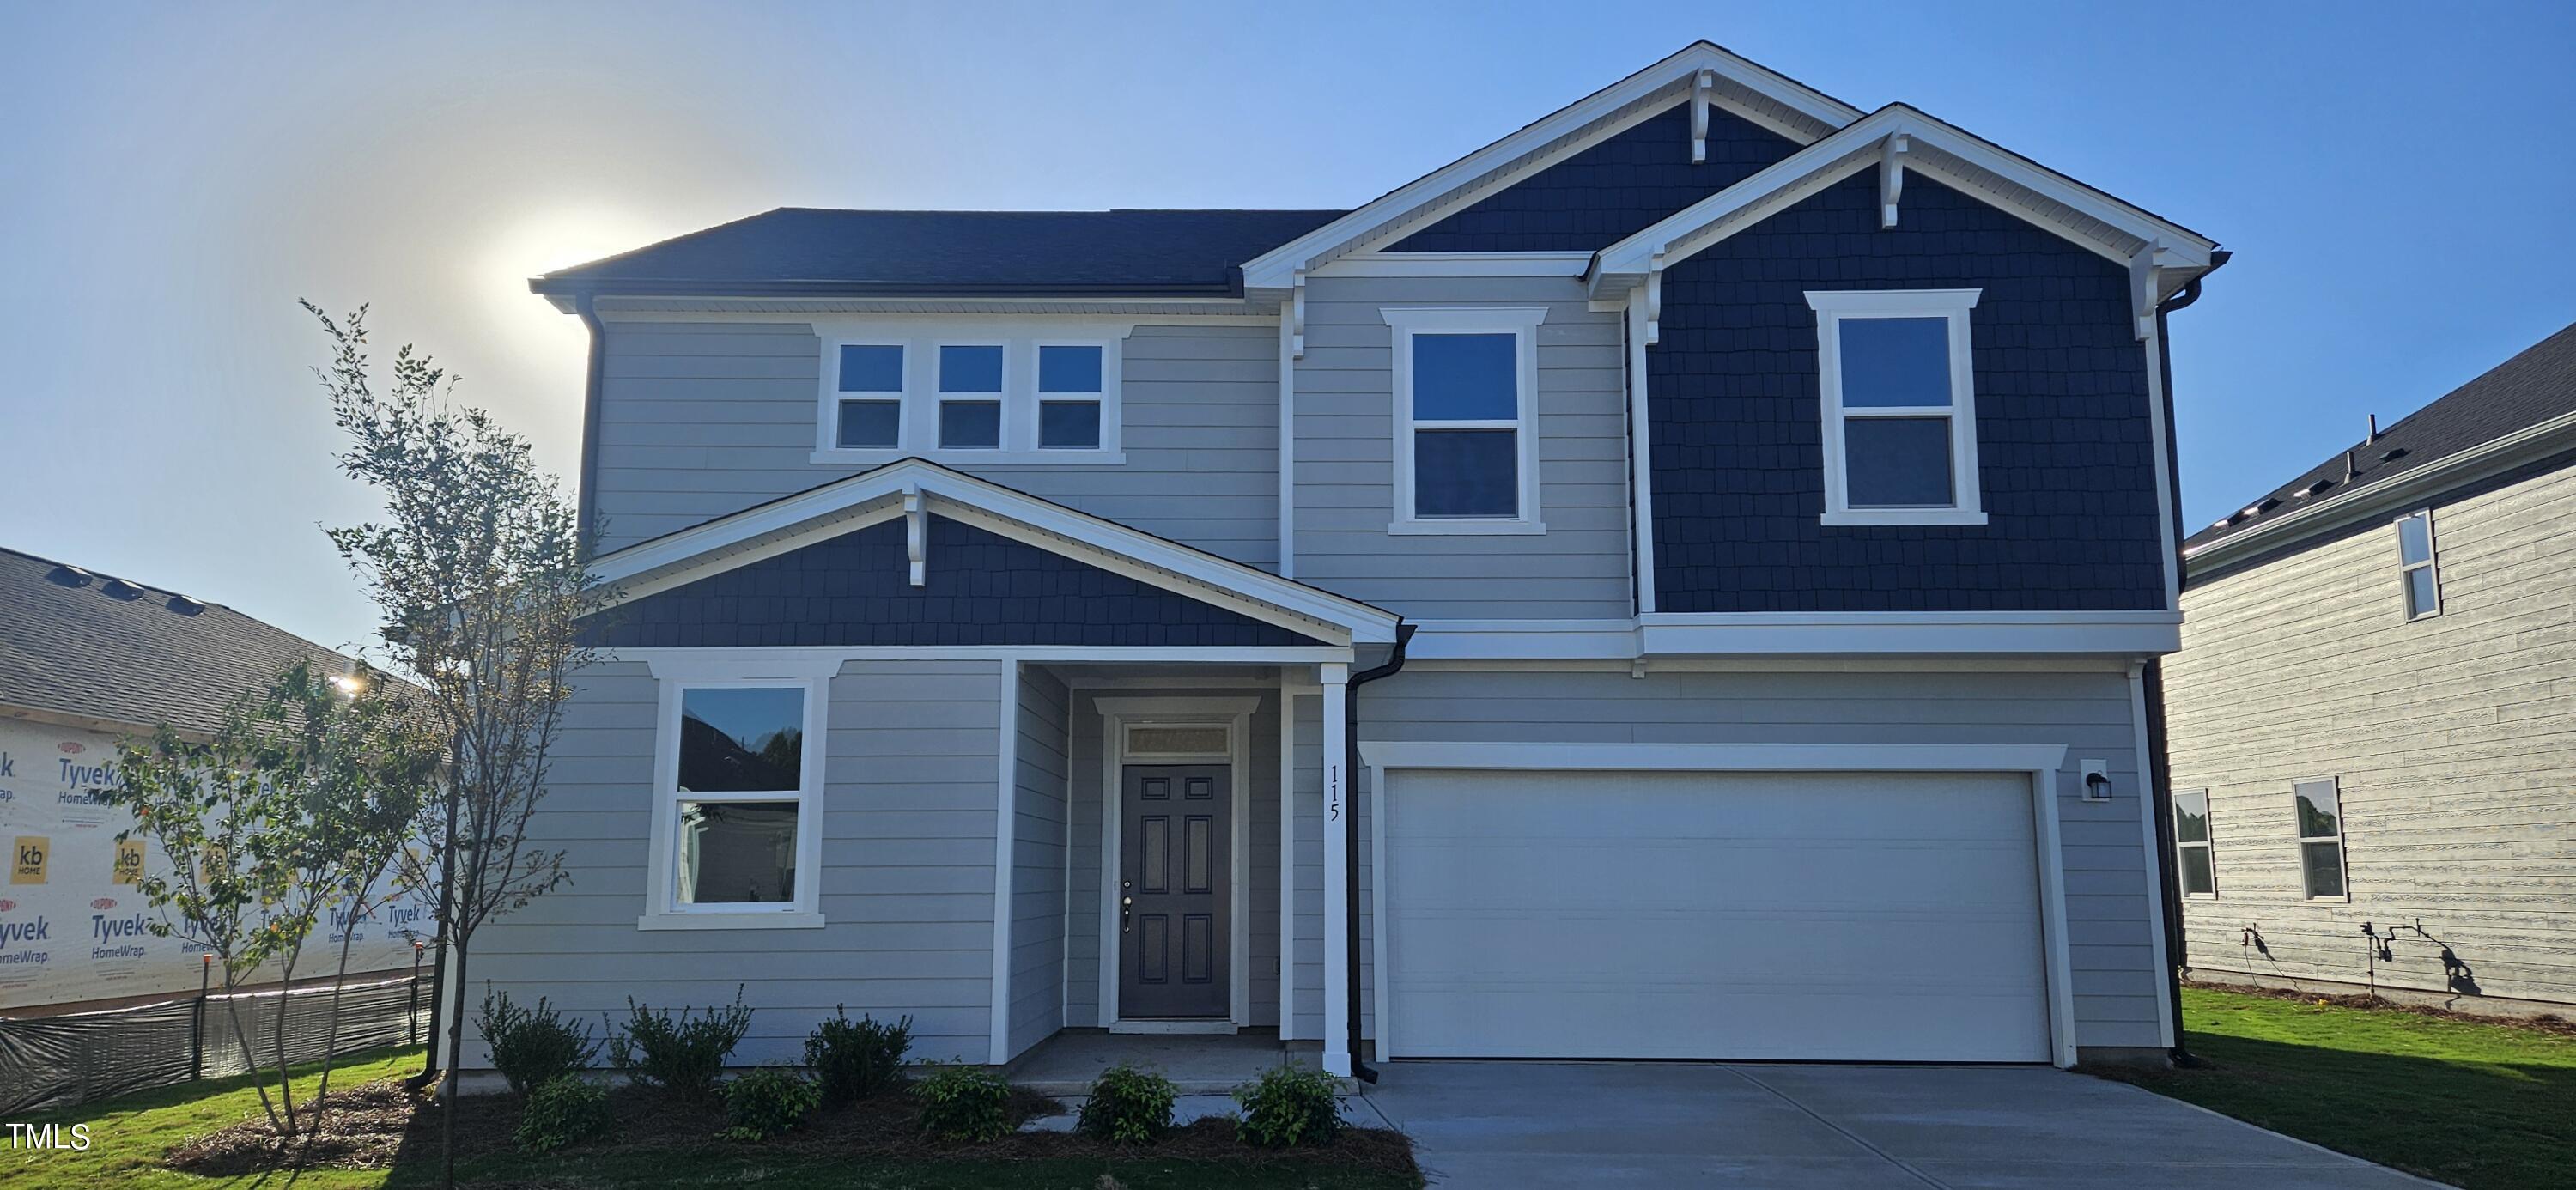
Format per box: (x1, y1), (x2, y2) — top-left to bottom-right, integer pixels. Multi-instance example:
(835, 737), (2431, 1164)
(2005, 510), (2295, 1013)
(2293, 777), (2348, 900)
(2396, 509), (2441, 620)
(2172, 788), (2215, 896)
(814, 325), (1124, 464)
(1383, 307), (1546, 535)
(833, 343), (904, 449)
(646, 682), (825, 926)
(1806, 289), (1985, 526)
(938, 343), (1005, 449)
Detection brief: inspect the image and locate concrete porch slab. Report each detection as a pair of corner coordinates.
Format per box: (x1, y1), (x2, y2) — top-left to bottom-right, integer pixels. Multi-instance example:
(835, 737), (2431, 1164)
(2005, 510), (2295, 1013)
(1006, 1029), (1329, 1095)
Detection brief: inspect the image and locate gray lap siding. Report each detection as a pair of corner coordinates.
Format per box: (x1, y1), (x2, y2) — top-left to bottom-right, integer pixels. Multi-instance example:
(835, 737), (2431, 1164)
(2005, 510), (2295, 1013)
(590, 320), (1283, 567)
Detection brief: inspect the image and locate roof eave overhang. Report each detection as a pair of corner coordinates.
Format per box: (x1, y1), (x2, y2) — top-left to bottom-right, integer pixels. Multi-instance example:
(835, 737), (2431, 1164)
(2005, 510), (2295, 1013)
(588, 458), (1401, 647)
(2183, 410), (2576, 576)
(1238, 42), (1868, 293)
(532, 276), (1250, 313)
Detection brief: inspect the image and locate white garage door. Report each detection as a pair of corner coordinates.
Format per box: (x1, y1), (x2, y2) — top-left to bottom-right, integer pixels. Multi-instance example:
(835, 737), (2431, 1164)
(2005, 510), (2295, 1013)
(1382, 768), (2051, 1062)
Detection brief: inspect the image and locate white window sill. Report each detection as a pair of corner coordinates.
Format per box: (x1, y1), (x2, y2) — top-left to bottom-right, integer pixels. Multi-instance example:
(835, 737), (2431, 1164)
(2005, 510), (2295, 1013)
(1388, 519), (1547, 537)
(811, 449), (1127, 467)
(636, 910), (826, 931)
(1821, 508), (1990, 527)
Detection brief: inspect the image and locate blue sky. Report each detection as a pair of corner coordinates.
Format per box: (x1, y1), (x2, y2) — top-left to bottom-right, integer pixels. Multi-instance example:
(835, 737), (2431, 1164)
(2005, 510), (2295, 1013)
(3, 3), (2572, 653)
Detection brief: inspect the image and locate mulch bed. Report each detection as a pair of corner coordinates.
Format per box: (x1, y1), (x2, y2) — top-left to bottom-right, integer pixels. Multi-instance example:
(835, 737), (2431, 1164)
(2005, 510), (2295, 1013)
(2187, 978), (2576, 1040)
(168, 1077), (1416, 1181)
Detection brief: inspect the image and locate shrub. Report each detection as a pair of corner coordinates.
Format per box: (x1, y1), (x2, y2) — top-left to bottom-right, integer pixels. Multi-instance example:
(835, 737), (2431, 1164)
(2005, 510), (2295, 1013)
(514, 1074), (612, 1154)
(604, 986), (754, 1099)
(912, 1063), (1013, 1143)
(805, 1006), (911, 1105)
(1077, 1062), (1176, 1144)
(720, 1066), (822, 1141)
(1234, 1062), (1342, 1149)
(479, 984), (599, 1096)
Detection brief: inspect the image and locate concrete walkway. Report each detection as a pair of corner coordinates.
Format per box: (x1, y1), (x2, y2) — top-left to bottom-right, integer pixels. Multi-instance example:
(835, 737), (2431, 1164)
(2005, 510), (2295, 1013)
(1360, 1062), (2443, 1189)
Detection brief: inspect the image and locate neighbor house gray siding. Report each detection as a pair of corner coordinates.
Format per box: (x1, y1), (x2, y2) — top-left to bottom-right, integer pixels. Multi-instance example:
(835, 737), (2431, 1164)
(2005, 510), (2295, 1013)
(590, 320), (1283, 567)
(1007, 665), (1071, 1059)
(1061, 684), (1283, 1029)
(1290, 275), (1633, 620)
(1287, 666), (2165, 1051)
(470, 658), (1005, 1069)
(2167, 458), (2576, 1006)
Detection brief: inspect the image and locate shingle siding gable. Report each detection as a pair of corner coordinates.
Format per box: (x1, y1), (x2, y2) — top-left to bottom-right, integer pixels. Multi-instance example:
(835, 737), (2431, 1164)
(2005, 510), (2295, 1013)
(585, 515), (1321, 648)
(1388, 103), (1801, 253)
(1648, 171), (2165, 612)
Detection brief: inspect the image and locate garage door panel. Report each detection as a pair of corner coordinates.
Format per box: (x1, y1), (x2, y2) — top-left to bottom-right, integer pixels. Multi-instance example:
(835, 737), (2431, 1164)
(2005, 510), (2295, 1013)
(1384, 769), (2051, 1063)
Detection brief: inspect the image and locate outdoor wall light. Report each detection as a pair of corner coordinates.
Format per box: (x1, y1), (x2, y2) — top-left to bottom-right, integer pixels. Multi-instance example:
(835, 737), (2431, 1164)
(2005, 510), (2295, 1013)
(2079, 761), (2113, 802)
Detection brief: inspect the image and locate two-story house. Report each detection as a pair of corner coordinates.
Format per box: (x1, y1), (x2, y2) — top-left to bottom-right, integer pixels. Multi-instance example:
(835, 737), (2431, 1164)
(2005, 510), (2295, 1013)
(474, 43), (2224, 1078)
(2166, 321), (2576, 1015)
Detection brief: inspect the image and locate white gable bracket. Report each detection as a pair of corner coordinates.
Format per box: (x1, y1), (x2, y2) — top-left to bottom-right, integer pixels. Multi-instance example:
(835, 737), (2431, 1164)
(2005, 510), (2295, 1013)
(1290, 268), (1307, 360)
(1880, 132), (1911, 228)
(1690, 69), (1715, 164)
(1644, 247), (1668, 346)
(902, 480), (927, 586)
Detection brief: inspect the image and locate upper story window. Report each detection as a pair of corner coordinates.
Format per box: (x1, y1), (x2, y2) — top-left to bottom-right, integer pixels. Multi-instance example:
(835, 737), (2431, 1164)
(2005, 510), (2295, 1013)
(813, 323), (1125, 464)
(2172, 788), (2215, 896)
(2396, 509), (2441, 620)
(644, 681), (827, 929)
(2293, 777), (2348, 900)
(1806, 290), (1986, 527)
(1382, 307), (1547, 536)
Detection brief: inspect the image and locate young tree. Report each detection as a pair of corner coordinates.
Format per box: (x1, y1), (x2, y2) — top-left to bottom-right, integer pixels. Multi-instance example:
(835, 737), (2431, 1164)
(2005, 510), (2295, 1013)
(106, 660), (437, 1138)
(305, 302), (603, 1183)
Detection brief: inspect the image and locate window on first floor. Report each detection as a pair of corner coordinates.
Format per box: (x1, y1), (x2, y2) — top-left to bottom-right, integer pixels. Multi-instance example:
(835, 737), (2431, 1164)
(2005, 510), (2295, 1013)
(2172, 788), (2215, 896)
(1382, 307), (1547, 535)
(1805, 289), (1986, 526)
(657, 682), (822, 917)
(2397, 509), (2442, 620)
(2293, 777), (2348, 900)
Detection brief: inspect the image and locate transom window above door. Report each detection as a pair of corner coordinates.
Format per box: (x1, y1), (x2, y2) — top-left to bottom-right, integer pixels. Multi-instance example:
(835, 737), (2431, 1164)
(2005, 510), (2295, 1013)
(1806, 289), (1987, 526)
(812, 325), (1126, 464)
(1383, 307), (1547, 535)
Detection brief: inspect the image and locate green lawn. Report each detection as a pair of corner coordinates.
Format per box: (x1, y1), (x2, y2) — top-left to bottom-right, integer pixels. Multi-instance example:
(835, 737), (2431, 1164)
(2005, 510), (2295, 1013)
(2105, 986), (2576, 1190)
(3, 1047), (1417, 1190)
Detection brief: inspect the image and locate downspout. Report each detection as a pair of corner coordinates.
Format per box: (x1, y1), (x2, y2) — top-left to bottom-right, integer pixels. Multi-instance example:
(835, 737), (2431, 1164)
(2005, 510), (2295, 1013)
(1343, 621), (1415, 1084)
(2144, 253), (2223, 1065)
(573, 291), (608, 547)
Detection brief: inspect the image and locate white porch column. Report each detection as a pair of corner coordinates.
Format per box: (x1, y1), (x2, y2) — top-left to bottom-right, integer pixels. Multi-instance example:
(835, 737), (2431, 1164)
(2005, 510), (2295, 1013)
(1319, 661), (1352, 1077)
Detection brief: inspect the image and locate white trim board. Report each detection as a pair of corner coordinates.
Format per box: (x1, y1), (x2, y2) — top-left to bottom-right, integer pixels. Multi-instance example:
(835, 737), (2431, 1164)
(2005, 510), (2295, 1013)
(586, 457), (1400, 646)
(1358, 740), (2080, 1067)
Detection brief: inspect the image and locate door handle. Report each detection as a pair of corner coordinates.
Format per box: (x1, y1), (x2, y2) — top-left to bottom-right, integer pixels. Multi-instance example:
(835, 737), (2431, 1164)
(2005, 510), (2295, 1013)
(1121, 895), (1133, 932)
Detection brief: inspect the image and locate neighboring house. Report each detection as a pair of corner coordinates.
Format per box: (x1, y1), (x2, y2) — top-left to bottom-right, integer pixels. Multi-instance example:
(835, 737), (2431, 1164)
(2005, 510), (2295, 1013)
(483, 42), (2225, 1077)
(0, 547), (429, 1014)
(2166, 323), (2576, 1013)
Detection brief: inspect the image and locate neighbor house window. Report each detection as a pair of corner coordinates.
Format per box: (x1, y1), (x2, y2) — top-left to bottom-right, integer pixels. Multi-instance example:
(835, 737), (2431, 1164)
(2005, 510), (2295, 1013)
(1382, 307), (1547, 534)
(644, 681), (825, 927)
(2397, 509), (2441, 620)
(938, 344), (1005, 449)
(1806, 289), (1986, 526)
(2172, 788), (2215, 896)
(1037, 343), (1105, 449)
(2293, 778), (2348, 899)
(833, 343), (904, 449)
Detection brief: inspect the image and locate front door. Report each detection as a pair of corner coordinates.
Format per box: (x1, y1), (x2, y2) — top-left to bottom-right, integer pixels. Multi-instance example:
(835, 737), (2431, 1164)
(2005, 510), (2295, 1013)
(1118, 763), (1230, 1018)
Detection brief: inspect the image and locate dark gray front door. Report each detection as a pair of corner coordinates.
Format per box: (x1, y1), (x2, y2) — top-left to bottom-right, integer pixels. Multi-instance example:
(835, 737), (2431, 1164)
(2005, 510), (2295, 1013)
(1118, 763), (1230, 1019)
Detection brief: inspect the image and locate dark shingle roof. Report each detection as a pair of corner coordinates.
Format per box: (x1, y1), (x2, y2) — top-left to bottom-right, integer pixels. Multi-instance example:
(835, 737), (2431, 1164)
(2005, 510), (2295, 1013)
(530, 208), (1348, 299)
(2185, 321), (2576, 552)
(0, 547), (368, 737)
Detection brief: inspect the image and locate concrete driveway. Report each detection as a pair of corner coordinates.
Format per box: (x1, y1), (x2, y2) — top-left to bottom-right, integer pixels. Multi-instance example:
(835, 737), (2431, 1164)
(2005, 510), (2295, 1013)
(1357, 1062), (2440, 1188)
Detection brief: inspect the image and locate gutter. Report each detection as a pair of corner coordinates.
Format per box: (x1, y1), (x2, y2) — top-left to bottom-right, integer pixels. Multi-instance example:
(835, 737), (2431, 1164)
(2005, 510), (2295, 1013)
(574, 293), (607, 548)
(1343, 622), (1415, 1084)
(2143, 251), (2223, 1066)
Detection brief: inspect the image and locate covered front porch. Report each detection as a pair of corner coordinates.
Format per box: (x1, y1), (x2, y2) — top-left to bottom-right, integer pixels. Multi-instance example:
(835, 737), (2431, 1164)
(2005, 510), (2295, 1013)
(1006, 1029), (1327, 1095)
